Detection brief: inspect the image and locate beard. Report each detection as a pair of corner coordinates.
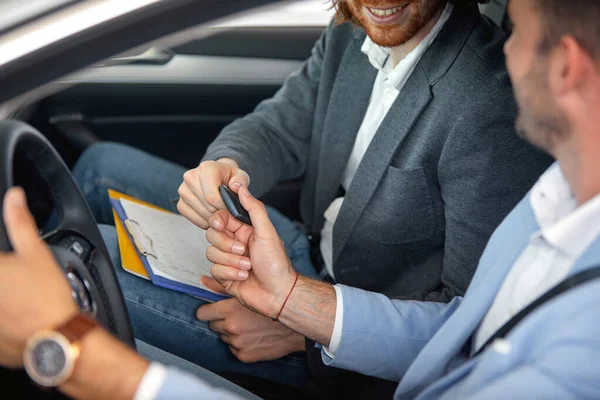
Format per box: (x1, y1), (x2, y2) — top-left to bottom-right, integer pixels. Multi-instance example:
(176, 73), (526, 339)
(514, 60), (570, 154)
(346, 0), (443, 47)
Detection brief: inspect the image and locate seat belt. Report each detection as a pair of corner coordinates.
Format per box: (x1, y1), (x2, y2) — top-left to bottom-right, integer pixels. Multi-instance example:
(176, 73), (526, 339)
(473, 265), (600, 358)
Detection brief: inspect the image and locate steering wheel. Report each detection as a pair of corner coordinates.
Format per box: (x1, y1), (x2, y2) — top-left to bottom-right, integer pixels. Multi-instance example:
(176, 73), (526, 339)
(0, 120), (134, 397)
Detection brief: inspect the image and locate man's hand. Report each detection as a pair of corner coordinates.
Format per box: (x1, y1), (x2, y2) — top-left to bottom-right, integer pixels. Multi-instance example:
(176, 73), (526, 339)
(177, 158), (250, 229)
(196, 294), (305, 363)
(205, 186), (298, 318)
(0, 187), (78, 368)
(205, 187), (337, 347)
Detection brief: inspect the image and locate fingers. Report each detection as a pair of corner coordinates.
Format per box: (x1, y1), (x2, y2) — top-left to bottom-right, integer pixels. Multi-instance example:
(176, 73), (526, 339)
(206, 246), (251, 270)
(196, 167), (225, 212)
(200, 276), (229, 294)
(182, 169), (218, 215)
(237, 187), (278, 238)
(206, 228), (246, 256)
(3, 187), (44, 257)
(208, 209), (241, 233)
(209, 320), (227, 335)
(177, 199), (209, 230)
(195, 301), (224, 321)
(179, 161), (251, 231)
(211, 264), (249, 282)
(178, 183), (212, 221)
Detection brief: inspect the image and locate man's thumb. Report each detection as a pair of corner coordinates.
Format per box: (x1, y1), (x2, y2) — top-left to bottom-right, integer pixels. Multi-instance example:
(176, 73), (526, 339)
(228, 169), (250, 193)
(237, 186), (277, 237)
(3, 187), (42, 255)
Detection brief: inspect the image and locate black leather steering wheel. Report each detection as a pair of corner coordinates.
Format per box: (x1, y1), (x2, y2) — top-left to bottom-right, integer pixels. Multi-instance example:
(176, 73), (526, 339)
(0, 120), (134, 397)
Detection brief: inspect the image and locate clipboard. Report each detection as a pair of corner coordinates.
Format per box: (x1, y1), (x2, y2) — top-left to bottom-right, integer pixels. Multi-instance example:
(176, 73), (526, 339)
(109, 190), (228, 302)
(109, 190), (151, 280)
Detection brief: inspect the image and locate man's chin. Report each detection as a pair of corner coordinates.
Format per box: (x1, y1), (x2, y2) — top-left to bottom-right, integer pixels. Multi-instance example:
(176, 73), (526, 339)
(364, 27), (412, 48)
(516, 123), (553, 155)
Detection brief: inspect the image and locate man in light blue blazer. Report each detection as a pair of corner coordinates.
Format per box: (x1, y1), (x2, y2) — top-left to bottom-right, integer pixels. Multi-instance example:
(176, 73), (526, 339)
(1, 0), (600, 399)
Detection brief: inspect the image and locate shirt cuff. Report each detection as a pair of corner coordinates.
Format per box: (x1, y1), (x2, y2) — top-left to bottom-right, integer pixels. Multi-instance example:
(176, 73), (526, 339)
(323, 285), (344, 357)
(134, 362), (169, 400)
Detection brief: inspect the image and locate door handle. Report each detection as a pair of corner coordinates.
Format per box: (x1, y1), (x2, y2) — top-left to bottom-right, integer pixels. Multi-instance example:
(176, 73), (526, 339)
(101, 46), (174, 67)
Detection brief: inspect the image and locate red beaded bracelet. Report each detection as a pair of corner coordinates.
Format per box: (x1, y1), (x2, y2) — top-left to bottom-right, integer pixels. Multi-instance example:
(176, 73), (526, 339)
(272, 272), (300, 322)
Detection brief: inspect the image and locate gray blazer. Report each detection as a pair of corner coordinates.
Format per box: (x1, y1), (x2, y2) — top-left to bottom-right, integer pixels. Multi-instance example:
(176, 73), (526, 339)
(203, 6), (552, 302)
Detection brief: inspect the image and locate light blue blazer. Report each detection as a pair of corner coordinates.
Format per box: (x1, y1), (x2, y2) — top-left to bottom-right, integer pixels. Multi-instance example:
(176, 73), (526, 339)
(153, 190), (600, 399)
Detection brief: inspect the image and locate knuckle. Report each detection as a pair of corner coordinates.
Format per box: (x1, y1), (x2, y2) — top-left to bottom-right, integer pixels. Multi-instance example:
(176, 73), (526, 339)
(236, 352), (254, 364)
(205, 194), (221, 207)
(205, 245), (215, 260)
(186, 169), (201, 184)
(230, 337), (243, 349)
(199, 161), (215, 175)
(205, 230), (215, 244)
(198, 221), (210, 230)
(225, 322), (238, 335)
(257, 203), (266, 214)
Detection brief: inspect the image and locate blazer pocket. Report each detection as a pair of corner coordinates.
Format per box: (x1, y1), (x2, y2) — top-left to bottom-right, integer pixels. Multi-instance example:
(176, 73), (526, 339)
(359, 166), (436, 244)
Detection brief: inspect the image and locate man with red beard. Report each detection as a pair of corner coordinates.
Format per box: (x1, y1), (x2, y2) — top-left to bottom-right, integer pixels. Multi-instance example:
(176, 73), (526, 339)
(72, 0), (551, 395)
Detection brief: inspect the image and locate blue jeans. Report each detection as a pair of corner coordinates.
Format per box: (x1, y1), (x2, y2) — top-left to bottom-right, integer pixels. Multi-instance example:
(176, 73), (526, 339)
(73, 143), (318, 388)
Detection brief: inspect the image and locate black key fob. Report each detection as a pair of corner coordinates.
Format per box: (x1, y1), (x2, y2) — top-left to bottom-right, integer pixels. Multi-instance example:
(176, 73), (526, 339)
(219, 185), (252, 226)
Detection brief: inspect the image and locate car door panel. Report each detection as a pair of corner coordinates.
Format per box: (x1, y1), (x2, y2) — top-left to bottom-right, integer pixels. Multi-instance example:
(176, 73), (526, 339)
(41, 55), (303, 168)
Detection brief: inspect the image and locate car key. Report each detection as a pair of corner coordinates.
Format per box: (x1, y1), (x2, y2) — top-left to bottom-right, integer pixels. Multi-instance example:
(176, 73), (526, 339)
(219, 185), (252, 226)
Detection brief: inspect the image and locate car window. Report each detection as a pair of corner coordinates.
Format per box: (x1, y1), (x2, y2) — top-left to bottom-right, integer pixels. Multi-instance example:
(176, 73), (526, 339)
(166, 1), (334, 61)
(216, 0), (334, 28)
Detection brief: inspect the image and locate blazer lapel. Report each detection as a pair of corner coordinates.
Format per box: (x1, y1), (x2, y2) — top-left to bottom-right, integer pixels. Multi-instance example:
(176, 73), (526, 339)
(401, 207), (600, 398)
(313, 38), (378, 231)
(397, 200), (539, 396)
(332, 67), (432, 265)
(331, 7), (481, 266)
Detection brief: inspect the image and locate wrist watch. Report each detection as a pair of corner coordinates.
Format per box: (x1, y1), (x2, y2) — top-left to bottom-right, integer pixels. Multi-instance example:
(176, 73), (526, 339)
(23, 313), (98, 387)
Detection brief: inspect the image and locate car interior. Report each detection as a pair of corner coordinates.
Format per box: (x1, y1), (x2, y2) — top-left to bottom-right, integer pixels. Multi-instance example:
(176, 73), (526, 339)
(3, 0), (510, 398)
(15, 0), (508, 227)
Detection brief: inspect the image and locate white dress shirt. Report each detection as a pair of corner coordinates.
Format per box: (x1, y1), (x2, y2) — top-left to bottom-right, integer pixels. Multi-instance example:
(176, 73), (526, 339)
(324, 4), (453, 355)
(473, 163), (600, 351)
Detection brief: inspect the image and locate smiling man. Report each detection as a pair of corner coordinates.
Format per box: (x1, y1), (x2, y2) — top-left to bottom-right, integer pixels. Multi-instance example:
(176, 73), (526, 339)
(73, 0), (551, 393)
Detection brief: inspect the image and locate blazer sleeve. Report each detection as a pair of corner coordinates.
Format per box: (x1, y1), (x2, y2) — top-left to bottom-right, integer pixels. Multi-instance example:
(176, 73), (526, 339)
(321, 285), (463, 382)
(432, 89), (552, 302)
(201, 22), (331, 197)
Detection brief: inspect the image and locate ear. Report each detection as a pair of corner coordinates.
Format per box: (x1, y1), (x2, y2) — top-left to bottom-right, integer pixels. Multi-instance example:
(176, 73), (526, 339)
(551, 35), (595, 97)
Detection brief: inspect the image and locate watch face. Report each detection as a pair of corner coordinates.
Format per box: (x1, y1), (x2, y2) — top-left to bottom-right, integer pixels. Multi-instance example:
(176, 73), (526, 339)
(32, 339), (67, 377)
(24, 331), (75, 387)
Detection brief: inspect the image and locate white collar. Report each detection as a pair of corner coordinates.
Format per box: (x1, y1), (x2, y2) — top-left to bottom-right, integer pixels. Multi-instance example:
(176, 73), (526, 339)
(530, 163), (600, 257)
(360, 2), (453, 88)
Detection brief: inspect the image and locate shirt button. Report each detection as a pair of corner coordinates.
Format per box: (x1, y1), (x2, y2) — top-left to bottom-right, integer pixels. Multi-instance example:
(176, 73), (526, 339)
(491, 339), (512, 355)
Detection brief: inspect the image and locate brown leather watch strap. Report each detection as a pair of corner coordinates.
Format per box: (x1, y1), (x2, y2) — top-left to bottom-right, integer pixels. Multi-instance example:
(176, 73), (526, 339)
(56, 313), (98, 344)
